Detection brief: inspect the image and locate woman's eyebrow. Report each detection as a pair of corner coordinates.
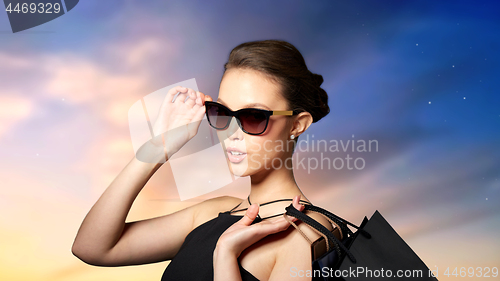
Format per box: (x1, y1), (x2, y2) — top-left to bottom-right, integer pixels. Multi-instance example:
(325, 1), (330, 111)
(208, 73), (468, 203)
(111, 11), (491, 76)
(217, 98), (271, 110)
(243, 103), (271, 110)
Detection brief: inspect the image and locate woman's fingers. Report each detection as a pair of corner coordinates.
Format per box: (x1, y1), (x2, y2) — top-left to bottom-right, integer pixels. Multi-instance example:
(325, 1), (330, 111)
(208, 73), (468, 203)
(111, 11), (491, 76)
(191, 90), (201, 106)
(216, 198), (308, 256)
(168, 88), (211, 109)
(184, 90), (197, 107)
(281, 195), (304, 224)
(254, 216), (293, 237)
(188, 96), (209, 134)
(166, 86), (203, 105)
(166, 86), (188, 102)
(292, 195), (305, 212)
(204, 94), (213, 103)
(236, 204), (259, 226)
(172, 88), (190, 104)
(233, 195), (307, 237)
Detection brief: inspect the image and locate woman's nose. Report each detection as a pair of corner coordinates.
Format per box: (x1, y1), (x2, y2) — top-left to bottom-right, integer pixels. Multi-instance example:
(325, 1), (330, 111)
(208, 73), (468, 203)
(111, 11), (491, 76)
(226, 116), (244, 140)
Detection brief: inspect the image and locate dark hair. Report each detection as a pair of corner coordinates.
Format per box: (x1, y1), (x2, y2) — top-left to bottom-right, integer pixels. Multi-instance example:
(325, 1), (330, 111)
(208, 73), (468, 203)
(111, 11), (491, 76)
(222, 39), (330, 124)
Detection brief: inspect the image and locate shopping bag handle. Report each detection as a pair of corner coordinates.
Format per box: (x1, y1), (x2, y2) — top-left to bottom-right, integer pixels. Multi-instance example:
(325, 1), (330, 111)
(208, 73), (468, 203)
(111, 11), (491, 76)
(302, 204), (371, 239)
(285, 203), (358, 263)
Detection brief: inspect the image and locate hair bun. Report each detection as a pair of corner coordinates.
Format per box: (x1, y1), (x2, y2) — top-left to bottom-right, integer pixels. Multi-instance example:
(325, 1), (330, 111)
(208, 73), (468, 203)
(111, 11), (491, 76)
(311, 73), (323, 87)
(225, 40), (330, 123)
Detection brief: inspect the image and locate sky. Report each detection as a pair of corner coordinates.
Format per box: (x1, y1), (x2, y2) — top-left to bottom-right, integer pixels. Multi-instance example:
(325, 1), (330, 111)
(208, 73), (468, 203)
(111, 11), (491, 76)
(0, 0), (499, 280)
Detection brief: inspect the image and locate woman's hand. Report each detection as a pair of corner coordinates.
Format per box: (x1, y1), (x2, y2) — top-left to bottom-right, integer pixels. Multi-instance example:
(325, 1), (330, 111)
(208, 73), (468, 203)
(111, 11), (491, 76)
(150, 86), (213, 158)
(214, 195), (306, 259)
(213, 195), (305, 280)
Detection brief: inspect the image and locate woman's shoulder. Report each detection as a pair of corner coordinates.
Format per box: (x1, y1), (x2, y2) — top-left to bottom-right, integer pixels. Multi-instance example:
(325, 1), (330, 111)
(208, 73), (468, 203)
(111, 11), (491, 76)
(199, 195), (243, 211)
(191, 195), (243, 211)
(191, 196), (243, 227)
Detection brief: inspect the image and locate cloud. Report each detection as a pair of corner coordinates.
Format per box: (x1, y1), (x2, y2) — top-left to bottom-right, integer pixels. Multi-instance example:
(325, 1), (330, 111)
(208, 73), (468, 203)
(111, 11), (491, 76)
(0, 52), (33, 68)
(0, 33), (186, 132)
(43, 54), (146, 104)
(0, 94), (34, 138)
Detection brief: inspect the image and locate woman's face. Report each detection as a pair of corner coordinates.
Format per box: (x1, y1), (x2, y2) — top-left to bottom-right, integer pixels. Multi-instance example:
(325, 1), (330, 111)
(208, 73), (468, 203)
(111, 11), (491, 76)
(216, 68), (295, 177)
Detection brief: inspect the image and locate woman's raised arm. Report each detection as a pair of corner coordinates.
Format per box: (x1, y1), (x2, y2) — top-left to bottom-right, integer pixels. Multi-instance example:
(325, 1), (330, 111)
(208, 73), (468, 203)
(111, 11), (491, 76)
(71, 86), (212, 266)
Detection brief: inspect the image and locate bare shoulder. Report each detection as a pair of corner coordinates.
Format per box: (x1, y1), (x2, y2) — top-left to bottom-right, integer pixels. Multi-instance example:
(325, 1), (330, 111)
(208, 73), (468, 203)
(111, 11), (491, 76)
(195, 195), (242, 211)
(191, 196), (243, 229)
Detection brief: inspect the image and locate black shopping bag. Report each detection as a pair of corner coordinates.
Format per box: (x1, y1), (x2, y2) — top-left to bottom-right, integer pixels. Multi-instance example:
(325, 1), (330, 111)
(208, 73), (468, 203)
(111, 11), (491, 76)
(285, 204), (438, 280)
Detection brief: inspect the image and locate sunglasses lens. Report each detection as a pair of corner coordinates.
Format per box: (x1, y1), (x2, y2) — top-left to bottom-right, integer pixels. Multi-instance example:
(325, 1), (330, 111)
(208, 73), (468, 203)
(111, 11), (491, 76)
(239, 109), (268, 135)
(207, 103), (231, 129)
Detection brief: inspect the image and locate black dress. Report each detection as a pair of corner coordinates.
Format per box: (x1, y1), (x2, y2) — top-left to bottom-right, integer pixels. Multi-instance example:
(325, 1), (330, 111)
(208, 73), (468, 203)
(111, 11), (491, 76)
(161, 197), (311, 281)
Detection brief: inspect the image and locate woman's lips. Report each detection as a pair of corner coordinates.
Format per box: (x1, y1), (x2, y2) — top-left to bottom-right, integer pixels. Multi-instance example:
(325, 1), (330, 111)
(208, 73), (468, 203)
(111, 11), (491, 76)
(226, 150), (247, 163)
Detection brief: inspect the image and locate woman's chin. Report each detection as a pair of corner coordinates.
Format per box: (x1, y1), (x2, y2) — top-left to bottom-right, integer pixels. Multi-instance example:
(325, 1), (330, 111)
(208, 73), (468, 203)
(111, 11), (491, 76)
(228, 160), (249, 177)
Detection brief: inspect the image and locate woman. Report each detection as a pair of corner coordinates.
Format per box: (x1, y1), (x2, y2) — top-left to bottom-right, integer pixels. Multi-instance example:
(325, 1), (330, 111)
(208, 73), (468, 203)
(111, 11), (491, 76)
(72, 39), (335, 281)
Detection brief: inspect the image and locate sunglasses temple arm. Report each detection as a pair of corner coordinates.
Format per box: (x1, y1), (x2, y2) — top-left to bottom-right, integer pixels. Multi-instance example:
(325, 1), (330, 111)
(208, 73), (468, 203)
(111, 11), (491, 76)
(272, 111), (295, 116)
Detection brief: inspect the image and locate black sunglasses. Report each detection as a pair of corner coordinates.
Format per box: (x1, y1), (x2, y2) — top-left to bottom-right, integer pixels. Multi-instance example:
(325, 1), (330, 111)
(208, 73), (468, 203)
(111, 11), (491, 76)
(204, 101), (298, 135)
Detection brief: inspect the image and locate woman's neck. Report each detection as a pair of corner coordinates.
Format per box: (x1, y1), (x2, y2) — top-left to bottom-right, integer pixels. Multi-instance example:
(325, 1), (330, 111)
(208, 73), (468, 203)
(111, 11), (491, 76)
(247, 166), (306, 205)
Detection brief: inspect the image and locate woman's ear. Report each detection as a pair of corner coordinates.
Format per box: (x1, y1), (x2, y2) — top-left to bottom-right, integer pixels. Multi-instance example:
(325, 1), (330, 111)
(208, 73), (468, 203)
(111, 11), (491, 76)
(290, 112), (313, 138)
